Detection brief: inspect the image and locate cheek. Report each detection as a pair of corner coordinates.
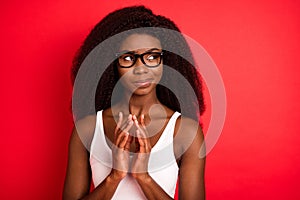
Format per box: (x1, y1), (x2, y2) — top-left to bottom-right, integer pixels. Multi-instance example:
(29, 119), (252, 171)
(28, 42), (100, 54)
(154, 66), (163, 81)
(117, 68), (132, 86)
(117, 67), (129, 78)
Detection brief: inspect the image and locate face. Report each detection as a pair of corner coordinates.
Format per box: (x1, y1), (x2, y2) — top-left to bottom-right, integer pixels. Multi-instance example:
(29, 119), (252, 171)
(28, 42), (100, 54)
(117, 34), (163, 96)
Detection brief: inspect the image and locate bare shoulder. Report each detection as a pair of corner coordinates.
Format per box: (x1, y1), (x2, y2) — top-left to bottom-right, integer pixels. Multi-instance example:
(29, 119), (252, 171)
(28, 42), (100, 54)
(173, 115), (205, 160)
(75, 114), (97, 132)
(71, 114), (97, 150)
(174, 115), (203, 137)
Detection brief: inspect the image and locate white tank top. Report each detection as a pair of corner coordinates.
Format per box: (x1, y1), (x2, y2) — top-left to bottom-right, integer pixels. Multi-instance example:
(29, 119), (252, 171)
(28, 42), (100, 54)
(90, 110), (180, 199)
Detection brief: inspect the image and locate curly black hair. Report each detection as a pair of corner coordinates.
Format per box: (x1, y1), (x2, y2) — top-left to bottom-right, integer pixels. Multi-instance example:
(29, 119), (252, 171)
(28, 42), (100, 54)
(71, 5), (205, 123)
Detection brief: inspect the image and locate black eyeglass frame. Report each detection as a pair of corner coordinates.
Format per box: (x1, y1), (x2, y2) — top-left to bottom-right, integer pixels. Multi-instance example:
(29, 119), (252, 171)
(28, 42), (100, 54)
(115, 51), (164, 68)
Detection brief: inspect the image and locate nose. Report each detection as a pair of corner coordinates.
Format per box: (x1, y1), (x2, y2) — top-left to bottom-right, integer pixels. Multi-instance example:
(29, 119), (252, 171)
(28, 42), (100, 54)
(133, 57), (149, 74)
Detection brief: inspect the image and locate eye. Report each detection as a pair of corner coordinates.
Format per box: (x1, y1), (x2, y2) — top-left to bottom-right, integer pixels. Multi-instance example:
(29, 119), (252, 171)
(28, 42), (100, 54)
(120, 54), (134, 62)
(146, 53), (160, 62)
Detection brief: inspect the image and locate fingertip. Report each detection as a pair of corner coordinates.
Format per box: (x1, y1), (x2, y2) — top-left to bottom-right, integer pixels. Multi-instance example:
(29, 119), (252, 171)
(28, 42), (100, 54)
(136, 129), (142, 138)
(135, 119), (139, 125)
(140, 114), (145, 125)
(117, 112), (123, 124)
(127, 134), (133, 142)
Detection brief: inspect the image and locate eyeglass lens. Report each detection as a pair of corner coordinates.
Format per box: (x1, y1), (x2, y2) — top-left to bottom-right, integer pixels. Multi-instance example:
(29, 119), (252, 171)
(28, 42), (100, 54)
(117, 52), (163, 68)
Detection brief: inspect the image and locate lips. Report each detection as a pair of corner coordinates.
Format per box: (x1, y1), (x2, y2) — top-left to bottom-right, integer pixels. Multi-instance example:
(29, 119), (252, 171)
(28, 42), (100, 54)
(133, 78), (154, 88)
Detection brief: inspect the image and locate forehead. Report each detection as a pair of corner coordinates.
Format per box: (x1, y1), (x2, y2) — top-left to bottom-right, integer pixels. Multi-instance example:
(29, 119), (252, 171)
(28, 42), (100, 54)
(119, 34), (161, 51)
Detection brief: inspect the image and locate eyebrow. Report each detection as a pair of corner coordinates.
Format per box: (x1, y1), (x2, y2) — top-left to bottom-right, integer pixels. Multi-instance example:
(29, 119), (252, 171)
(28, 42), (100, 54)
(117, 48), (162, 55)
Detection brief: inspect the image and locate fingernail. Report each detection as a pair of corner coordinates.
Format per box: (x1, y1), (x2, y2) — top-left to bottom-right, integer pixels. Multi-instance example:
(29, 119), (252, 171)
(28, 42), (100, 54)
(119, 112), (122, 117)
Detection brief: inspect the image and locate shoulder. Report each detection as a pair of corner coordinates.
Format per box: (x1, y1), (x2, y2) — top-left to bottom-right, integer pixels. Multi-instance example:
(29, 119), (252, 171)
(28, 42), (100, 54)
(74, 114), (97, 137)
(174, 115), (203, 137)
(75, 114), (97, 130)
(71, 114), (97, 150)
(173, 115), (205, 160)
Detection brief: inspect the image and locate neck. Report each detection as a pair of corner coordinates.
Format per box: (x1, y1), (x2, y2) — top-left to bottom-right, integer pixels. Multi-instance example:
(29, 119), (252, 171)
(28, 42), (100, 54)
(122, 91), (160, 116)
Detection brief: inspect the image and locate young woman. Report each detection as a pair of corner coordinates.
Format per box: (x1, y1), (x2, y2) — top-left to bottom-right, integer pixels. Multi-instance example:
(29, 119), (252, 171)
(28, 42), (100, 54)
(63, 6), (206, 200)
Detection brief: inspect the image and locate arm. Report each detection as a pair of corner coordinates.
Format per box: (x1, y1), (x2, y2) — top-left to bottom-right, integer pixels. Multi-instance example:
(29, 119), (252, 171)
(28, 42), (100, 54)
(135, 175), (173, 200)
(176, 118), (206, 200)
(63, 127), (92, 199)
(63, 114), (133, 200)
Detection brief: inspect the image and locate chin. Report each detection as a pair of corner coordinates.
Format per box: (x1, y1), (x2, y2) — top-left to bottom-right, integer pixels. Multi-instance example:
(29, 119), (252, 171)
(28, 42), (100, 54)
(131, 85), (156, 96)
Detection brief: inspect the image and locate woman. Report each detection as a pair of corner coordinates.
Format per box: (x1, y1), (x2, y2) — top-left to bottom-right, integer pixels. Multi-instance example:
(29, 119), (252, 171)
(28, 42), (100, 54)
(64, 6), (205, 200)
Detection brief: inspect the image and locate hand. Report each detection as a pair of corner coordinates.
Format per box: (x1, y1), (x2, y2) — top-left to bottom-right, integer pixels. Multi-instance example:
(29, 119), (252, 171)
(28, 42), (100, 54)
(130, 114), (152, 180)
(110, 112), (133, 181)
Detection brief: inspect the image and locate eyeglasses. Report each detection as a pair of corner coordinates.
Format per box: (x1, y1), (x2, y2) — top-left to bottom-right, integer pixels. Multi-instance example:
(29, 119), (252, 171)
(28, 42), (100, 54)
(115, 51), (164, 68)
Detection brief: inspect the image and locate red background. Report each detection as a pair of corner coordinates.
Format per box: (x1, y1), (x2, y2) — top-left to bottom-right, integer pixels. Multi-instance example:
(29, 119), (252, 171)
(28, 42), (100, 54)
(1, 0), (299, 199)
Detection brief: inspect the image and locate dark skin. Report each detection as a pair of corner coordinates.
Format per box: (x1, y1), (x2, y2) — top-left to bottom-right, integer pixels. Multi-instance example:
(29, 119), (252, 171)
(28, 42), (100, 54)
(63, 34), (205, 200)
